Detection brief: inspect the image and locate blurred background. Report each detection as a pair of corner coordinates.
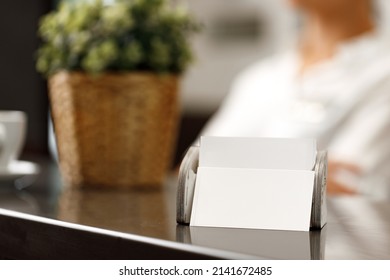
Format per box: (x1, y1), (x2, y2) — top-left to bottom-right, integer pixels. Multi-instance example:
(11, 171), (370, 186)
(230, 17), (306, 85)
(0, 0), (299, 164)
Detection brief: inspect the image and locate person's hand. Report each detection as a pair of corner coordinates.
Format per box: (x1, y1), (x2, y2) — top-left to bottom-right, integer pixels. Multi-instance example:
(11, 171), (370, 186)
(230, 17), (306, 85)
(327, 161), (362, 195)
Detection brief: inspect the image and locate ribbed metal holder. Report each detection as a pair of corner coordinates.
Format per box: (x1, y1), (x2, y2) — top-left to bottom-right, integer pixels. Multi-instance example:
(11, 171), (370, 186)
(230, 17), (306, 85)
(176, 145), (327, 230)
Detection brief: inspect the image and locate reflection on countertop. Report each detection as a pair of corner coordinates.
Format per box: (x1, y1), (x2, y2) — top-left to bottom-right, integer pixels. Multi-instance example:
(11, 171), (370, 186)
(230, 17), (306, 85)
(57, 186), (177, 241)
(326, 197), (390, 259)
(177, 225), (326, 260)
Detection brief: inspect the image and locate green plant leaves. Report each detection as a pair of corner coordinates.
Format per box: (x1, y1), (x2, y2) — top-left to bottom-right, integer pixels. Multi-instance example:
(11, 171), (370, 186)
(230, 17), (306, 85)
(36, 0), (199, 76)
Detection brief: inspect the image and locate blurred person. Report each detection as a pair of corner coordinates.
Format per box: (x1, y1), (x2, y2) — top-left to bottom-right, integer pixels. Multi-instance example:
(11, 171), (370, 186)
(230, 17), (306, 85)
(200, 0), (390, 197)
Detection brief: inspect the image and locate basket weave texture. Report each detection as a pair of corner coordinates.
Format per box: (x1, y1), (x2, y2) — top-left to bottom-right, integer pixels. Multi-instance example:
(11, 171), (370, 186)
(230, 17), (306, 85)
(49, 71), (179, 189)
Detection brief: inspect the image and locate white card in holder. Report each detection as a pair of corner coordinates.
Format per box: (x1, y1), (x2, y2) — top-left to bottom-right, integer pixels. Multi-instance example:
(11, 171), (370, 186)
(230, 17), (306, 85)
(177, 137), (327, 231)
(191, 167), (315, 231)
(199, 137), (317, 170)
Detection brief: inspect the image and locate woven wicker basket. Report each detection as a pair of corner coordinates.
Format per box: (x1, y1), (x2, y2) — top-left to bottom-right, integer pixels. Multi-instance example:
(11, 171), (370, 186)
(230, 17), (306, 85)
(49, 71), (179, 189)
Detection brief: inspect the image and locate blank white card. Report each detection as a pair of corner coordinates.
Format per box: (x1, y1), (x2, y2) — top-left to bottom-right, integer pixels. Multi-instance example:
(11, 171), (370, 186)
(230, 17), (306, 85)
(190, 137), (316, 231)
(199, 136), (317, 170)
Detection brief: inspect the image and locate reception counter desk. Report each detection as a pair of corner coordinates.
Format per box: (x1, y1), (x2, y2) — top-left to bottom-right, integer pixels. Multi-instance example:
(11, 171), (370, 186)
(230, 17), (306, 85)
(0, 156), (389, 259)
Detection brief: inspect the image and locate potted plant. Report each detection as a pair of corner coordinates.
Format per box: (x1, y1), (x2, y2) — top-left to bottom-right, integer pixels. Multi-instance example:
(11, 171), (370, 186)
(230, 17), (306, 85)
(36, 0), (198, 189)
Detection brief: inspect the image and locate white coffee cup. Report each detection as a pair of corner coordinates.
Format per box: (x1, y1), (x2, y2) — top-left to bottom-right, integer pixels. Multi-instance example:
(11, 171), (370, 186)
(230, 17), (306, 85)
(0, 111), (27, 171)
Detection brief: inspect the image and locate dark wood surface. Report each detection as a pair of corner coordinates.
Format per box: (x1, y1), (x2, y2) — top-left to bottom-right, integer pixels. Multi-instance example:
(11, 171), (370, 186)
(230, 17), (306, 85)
(0, 155), (390, 259)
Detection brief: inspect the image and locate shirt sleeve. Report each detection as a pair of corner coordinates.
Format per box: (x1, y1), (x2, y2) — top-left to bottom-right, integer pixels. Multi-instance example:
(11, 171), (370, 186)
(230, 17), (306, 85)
(328, 78), (390, 197)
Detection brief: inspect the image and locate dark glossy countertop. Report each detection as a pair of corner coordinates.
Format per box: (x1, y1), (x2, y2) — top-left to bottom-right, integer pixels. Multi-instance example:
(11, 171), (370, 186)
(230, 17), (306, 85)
(0, 155), (389, 259)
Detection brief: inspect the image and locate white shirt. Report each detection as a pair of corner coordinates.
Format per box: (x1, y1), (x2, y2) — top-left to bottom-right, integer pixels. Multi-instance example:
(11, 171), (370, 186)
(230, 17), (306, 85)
(202, 32), (390, 197)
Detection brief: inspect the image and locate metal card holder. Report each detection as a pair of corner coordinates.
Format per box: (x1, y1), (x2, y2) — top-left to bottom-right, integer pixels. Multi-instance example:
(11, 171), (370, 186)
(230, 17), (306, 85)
(176, 145), (327, 230)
